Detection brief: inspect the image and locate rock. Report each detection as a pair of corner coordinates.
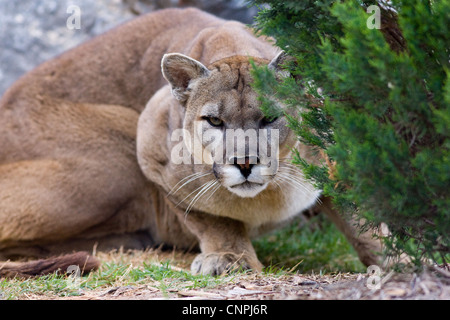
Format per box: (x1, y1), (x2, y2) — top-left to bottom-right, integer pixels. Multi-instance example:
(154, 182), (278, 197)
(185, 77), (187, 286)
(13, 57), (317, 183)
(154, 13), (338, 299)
(0, 0), (257, 97)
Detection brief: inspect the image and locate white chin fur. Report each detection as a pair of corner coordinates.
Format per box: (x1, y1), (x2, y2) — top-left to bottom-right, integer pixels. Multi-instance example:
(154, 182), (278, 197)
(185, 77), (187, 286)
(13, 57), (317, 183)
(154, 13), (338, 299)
(227, 182), (268, 198)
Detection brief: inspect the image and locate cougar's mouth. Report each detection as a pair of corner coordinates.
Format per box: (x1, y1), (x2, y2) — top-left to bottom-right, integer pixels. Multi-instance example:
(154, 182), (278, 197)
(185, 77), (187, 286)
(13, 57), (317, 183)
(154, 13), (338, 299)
(227, 181), (268, 198)
(229, 181), (264, 189)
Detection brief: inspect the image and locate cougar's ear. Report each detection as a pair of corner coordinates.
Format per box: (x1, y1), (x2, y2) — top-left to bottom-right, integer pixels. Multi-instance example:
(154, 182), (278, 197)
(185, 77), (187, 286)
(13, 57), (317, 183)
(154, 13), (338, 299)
(268, 51), (293, 79)
(162, 53), (210, 103)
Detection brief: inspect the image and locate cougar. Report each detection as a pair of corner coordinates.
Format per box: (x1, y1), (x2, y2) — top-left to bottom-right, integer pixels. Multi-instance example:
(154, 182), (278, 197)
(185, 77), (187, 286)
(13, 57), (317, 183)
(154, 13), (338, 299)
(0, 8), (381, 277)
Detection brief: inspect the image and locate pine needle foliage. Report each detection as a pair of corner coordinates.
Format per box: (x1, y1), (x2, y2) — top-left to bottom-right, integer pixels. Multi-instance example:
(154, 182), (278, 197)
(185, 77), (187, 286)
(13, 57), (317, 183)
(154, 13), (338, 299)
(249, 0), (450, 267)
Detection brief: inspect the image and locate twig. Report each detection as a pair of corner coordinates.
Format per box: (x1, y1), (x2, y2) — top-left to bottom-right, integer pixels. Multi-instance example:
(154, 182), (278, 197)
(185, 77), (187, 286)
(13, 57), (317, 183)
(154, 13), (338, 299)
(431, 264), (450, 279)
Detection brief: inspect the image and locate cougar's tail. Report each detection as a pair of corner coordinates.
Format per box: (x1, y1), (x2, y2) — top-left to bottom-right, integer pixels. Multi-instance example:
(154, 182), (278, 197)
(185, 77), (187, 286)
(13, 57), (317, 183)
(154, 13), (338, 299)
(0, 252), (100, 278)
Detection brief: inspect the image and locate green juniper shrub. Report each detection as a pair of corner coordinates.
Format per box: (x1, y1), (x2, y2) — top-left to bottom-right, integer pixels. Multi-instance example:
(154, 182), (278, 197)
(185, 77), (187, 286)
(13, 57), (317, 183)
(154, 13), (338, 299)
(249, 0), (449, 268)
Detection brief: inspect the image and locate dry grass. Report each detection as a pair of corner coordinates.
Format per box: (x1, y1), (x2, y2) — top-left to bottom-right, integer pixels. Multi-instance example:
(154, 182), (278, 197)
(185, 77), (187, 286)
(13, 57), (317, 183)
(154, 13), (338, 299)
(2, 248), (448, 300)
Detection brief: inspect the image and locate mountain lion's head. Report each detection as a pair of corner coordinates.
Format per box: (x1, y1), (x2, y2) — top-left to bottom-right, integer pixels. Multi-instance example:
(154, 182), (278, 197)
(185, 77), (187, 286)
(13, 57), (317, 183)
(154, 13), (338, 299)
(162, 52), (297, 198)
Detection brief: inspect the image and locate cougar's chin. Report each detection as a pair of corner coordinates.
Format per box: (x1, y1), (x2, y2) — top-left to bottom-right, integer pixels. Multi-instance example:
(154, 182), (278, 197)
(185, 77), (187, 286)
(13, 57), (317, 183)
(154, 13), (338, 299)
(227, 181), (268, 198)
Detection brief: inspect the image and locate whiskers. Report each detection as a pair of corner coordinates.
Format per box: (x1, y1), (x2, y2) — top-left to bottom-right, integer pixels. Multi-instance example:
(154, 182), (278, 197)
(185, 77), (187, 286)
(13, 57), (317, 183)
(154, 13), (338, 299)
(274, 159), (321, 204)
(167, 158), (320, 217)
(184, 179), (220, 216)
(168, 171), (212, 196)
(168, 171), (221, 216)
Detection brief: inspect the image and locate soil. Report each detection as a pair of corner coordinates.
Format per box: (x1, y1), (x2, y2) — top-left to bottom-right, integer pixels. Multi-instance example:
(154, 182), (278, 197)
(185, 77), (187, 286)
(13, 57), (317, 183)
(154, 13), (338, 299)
(67, 270), (450, 300)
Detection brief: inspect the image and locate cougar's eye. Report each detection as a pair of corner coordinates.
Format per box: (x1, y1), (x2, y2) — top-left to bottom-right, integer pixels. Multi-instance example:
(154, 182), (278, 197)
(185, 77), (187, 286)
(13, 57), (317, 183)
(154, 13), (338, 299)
(204, 116), (223, 127)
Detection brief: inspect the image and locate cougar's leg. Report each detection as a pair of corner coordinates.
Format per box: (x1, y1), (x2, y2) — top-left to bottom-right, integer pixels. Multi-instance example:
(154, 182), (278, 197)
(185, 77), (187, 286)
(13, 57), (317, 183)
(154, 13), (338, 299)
(175, 209), (262, 275)
(0, 101), (154, 258)
(318, 196), (383, 267)
(0, 157), (154, 257)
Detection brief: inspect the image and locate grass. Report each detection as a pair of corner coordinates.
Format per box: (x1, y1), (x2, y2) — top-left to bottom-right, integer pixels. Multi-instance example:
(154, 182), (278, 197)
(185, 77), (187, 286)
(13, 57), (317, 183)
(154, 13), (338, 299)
(0, 214), (365, 300)
(253, 214), (366, 274)
(0, 258), (231, 300)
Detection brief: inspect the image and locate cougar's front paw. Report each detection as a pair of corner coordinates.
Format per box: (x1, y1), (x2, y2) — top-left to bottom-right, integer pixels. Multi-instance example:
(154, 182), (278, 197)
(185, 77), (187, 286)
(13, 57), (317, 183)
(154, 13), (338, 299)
(191, 252), (261, 276)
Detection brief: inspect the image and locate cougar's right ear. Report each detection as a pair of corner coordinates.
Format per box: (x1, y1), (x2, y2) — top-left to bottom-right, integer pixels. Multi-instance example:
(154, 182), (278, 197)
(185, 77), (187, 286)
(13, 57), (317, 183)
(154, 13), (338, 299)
(162, 53), (210, 104)
(268, 51), (293, 79)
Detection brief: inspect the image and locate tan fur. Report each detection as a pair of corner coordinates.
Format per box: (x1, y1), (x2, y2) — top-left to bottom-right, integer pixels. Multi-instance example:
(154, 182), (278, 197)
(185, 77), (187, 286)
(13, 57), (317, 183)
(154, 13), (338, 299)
(0, 8), (382, 276)
(0, 252), (99, 278)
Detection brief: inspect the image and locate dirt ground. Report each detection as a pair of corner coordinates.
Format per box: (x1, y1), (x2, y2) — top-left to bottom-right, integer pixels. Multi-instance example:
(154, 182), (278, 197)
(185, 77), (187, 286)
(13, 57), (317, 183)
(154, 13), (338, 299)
(72, 271), (450, 300)
(40, 250), (450, 300)
(64, 272), (448, 300)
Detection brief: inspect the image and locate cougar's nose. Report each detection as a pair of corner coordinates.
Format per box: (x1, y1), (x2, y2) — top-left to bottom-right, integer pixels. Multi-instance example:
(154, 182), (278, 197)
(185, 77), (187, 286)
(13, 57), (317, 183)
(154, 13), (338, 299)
(231, 156), (259, 178)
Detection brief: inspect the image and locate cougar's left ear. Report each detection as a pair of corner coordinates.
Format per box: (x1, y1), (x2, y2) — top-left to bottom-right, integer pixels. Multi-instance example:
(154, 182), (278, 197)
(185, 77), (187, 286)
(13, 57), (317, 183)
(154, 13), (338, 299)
(162, 53), (210, 104)
(268, 51), (293, 79)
